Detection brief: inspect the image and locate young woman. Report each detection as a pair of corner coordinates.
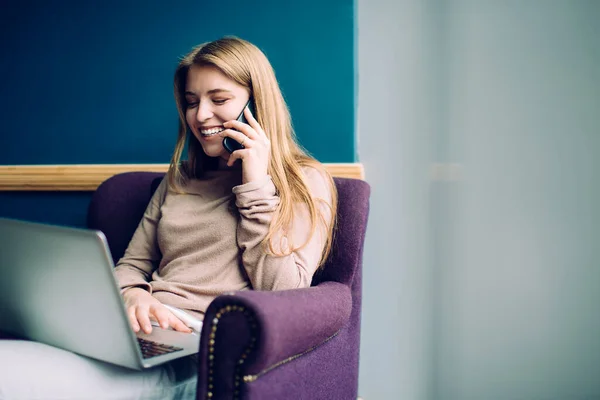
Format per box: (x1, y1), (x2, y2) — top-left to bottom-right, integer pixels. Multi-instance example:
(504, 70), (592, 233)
(0, 37), (337, 399)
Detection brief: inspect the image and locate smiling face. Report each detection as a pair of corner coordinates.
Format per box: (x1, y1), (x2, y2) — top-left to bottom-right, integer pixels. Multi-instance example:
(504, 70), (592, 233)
(184, 64), (251, 160)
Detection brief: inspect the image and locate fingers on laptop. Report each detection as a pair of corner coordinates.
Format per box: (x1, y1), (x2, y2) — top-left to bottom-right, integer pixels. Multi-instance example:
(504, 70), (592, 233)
(126, 305), (152, 334)
(136, 306), (154, 334)
(167, 314), (193, 333)
(126, 304), (192, 334)
(150, 305), (192, 333)
(151, 305), (171, 331)
(127, 306), (141, 332)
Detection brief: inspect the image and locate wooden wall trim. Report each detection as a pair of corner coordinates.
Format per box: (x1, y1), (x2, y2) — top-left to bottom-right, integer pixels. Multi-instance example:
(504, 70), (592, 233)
(0, 164), (364, 191)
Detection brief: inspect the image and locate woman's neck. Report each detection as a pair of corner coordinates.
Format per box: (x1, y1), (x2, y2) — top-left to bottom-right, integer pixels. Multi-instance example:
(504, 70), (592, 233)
(217, 156), (241, 171)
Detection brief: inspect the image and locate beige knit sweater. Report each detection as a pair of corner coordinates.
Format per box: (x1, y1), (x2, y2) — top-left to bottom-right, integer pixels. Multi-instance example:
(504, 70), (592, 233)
(113, 166), (332, 320)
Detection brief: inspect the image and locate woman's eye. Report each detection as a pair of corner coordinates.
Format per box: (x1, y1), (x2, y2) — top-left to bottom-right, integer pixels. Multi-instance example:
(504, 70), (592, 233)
(213, 99), (227, 105)
(186, 101), (198, 108)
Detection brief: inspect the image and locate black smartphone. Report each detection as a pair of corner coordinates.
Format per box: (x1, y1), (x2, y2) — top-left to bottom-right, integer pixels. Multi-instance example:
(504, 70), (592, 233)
(223, 99), (255, 154)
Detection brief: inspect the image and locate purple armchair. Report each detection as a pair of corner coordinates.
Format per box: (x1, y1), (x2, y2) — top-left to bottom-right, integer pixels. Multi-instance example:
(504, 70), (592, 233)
(87, 172), (370, 400)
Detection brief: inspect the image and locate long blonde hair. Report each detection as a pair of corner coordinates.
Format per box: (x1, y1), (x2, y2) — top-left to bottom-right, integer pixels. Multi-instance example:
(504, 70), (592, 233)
(168, 37), (337, 267)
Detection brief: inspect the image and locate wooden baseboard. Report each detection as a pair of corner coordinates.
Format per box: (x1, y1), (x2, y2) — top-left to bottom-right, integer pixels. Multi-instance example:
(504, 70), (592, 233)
(0, 163), (364, 191)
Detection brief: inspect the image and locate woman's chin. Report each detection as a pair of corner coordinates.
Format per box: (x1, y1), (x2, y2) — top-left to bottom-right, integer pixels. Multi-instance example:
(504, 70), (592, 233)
(200, 142), (227, 158)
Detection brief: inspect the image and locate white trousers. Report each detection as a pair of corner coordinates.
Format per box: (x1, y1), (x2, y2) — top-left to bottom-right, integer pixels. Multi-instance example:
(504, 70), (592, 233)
(0, 340), (198, 400)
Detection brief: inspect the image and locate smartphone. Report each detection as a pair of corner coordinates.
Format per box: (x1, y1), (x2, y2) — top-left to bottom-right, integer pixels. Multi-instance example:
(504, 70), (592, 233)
(223, 99), (255, 154)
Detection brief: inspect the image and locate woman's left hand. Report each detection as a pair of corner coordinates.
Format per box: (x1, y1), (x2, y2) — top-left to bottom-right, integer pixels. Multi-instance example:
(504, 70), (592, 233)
(221, 107), (271, 184)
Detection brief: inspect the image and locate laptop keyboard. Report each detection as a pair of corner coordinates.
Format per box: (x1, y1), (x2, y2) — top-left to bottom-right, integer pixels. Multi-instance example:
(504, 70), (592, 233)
(137, 337), (184, 359)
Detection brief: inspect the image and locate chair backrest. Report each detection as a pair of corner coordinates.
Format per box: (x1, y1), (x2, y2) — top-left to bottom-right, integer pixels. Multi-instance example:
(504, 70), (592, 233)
(87, 172), (371, 290)
(87, 172), (163, 265)
(311, 177), (370, 287)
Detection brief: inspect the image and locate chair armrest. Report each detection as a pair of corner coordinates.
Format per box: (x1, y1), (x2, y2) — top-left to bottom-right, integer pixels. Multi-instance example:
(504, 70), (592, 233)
(228, 281), (352, 371)
(196, 281), (352, 399)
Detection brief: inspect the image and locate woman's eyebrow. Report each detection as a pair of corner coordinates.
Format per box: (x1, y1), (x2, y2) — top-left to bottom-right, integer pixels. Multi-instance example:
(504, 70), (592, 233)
(185, 89), (232, 96)
(206, 88), (233, 95)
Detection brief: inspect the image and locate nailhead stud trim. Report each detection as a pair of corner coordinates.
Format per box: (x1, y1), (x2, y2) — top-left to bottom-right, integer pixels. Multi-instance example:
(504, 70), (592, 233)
(207, 304), (258, 400)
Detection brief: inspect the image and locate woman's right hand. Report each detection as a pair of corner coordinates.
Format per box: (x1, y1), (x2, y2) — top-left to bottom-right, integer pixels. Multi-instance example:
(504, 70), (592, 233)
(122, 288), (192, 334)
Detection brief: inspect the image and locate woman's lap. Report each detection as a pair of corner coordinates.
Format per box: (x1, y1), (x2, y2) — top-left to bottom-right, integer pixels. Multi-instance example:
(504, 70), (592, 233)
(0, 340), (198, 400)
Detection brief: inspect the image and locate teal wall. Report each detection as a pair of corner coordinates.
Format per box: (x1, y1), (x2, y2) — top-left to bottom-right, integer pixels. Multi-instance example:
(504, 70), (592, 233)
(0, 0), (355, 227)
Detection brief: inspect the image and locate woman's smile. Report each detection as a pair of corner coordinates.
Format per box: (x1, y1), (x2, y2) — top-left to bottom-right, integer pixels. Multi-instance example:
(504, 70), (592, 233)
(199, 126), (224, 136)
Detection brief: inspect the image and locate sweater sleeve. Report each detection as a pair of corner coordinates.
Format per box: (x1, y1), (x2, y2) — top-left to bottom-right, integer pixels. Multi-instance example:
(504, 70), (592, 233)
(113, 177), (168, 293)
(233, 167), (334, 291)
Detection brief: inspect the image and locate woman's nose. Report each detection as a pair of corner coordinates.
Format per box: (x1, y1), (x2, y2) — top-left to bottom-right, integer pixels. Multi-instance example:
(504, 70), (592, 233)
(195, 103), (213, 122)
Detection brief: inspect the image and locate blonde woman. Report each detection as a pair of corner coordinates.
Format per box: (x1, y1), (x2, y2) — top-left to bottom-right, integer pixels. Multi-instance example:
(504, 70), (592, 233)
(0, 37), (337, 399)
(118, 36), (337, 337)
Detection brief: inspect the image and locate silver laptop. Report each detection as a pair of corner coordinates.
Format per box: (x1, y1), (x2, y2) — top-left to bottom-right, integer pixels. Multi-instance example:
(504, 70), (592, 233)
(0, 217), (200, 370)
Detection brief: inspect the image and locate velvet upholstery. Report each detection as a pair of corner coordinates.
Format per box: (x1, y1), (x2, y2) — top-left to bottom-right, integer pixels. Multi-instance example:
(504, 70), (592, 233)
(87, 172), (370, 400)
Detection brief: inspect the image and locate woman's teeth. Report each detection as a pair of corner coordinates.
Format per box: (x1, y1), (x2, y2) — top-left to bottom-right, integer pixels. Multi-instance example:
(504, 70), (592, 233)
(200, 127), (224, 136)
